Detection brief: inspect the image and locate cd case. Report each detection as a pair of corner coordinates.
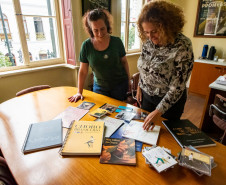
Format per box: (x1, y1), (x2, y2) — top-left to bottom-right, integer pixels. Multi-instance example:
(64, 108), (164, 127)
(178, 147), (212, 176)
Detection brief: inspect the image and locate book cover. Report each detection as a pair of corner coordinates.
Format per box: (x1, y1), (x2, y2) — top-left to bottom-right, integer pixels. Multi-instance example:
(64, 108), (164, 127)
(110, 123), (143, 152)
(142, 146), (178, 173)
(162, 119), (216, 148)
(59, 121), (104, 156)
(77, 101), (95, 110)
(54, 106), (89, 128)
(179, 147), (212, 176)
(122, 120), (161, 146)
(95, 116), (124, 137)
(100, 103), (117, 113)
(115, 110), (136, 123)
(89, 108), (109, 118)
(133, 111), (148, 120)
(100, 138), (136, 165)
(22, 119), (62, 154)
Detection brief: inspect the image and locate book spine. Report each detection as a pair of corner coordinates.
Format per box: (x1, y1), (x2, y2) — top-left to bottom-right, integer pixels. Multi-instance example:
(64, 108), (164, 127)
(21, 124), (33, 154)
(58, 120), (74, 156)
(162, 121), (183, 148)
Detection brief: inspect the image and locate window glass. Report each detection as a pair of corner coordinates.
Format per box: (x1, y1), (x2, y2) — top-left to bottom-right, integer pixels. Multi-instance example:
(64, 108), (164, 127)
(121, 0), (143, 53)
(26, 16), (59, 61)
(0, 0), (23, 67)
(20, 0), (55, 16)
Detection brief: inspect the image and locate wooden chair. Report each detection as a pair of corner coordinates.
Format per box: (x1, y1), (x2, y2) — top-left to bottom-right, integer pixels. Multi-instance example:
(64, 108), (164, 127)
(16, 85), (51, 96)
(209, 94), (226, 145)
(125, 72), (140, 107)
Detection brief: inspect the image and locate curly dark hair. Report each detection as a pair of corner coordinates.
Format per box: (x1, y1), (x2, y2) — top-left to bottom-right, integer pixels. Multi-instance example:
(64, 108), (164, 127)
(82, 8), (113, 38)
(137, 0), (185, 45)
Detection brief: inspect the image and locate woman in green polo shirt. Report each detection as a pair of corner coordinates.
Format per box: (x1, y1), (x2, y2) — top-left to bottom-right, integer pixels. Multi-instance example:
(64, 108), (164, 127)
(68, 8), (130, 102)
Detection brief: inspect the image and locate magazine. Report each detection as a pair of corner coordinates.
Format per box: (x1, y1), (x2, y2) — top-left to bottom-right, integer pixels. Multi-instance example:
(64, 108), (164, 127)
(100, 103), (117, 113)
(89, 108), (109, 118)
(77, 101), (95, 110)
(115, 110), (136, 123)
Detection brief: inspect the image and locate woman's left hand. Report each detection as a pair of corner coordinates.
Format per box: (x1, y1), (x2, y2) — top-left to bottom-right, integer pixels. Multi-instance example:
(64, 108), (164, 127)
(143, 109), (161, 131)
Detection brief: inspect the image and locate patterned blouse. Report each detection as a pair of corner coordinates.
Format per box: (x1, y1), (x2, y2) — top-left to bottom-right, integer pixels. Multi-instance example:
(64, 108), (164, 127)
(137, 33), (194, 114)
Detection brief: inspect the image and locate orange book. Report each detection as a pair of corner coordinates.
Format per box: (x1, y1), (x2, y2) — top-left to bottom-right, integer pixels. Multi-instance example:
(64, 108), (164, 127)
(59, 121), (104, 156)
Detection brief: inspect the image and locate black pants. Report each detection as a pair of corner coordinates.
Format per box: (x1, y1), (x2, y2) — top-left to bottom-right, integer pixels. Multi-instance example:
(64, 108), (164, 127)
(141, 89), (187, 120)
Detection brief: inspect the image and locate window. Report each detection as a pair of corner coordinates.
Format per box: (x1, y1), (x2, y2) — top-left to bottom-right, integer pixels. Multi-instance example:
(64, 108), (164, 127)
(0, 0), (64, 71)
(121, 0), (144, 53)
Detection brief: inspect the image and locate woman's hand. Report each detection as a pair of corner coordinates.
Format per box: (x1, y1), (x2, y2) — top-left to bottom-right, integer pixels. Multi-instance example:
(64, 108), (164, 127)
(136, 86), (142, 107)
(68, 93), (84, 103)
(143, 109), (161, 131)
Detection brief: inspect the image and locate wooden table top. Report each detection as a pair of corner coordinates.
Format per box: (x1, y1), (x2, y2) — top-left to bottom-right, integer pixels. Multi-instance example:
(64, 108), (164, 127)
(0, 86), (225, 185)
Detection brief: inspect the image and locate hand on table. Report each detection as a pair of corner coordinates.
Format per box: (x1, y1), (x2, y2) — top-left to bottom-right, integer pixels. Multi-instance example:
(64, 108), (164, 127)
(143, 109), (161, 131)
(68, 93), (84, 103)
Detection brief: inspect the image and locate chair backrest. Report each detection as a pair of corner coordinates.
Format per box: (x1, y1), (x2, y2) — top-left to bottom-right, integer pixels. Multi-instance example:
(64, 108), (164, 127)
(209, 94), (226, 120)
(131, 72), (140, 99)
(16, 85), (51, 96)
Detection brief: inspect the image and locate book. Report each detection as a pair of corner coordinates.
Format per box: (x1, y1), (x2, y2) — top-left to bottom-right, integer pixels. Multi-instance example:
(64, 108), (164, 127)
(59, 121), (104, 156)
(115, 110), (136, 123)
(100, 138), (136, 165)
(115, 106), (133, 113)
(100, 103), (117, 113)
(178, 147), (212, 176)
(77, 101), (95, 110)
(110, 122), (143, 152)
(162, 119), (216, 148)
(95, 116), (124, 137)
(89, 108), (109, 118)
(142, 146), (178, 173)
(22, 119), (62, 154)
(133, 111), (148, 120)
(122, 120), (161, 146)
(54, 106), (89, 128)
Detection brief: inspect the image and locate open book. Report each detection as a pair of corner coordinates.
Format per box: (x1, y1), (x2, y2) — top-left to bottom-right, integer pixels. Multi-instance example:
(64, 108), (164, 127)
(122, 120), (161, 146)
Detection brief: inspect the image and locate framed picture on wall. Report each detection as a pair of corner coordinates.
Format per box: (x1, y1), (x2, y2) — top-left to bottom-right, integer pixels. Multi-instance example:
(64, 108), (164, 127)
(194, 0), (226, 38)
(82, 0), (111, 15)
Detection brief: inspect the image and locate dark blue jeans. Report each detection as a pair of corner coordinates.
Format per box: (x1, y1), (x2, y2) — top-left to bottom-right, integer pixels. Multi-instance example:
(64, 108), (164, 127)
(141, 89), (187, 120)
(93, 80), (128, 101)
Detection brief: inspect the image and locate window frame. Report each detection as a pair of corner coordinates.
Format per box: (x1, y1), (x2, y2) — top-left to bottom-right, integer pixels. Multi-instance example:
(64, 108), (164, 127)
(121, 0), (144, 54)
(0, 0), (64, 72)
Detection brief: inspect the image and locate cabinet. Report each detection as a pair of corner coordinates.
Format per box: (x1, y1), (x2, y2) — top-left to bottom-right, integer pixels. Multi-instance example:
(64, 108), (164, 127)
(189, 61), (226, 96)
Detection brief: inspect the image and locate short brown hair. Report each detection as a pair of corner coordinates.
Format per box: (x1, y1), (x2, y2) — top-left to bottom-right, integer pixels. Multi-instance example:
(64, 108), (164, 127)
(82, 8), (113, 38)
(137, 0), (185, 45)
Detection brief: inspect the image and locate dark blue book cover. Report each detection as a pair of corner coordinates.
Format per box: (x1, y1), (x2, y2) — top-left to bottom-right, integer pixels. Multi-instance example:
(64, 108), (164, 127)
(110, 123), (143, 152)
(162, 119), (216, 148)
(22, 119), (62, 154)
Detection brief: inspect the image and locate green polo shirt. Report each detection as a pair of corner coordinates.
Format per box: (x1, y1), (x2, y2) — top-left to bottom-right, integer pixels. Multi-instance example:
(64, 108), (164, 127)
(79, 36), (127, 89)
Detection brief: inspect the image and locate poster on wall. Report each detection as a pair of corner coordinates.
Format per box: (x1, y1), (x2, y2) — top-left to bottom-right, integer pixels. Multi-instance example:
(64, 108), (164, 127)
(194, 0), (226, 37)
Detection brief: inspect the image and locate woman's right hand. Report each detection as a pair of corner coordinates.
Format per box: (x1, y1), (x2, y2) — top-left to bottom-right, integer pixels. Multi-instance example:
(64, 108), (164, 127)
(68, 93), (84, 103)
(136, 86), (142, 107)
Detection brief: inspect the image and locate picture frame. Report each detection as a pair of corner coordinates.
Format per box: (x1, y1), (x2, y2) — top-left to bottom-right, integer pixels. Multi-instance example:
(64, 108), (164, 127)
(194, 0), (226, 38)
(82, 0), (111, 15)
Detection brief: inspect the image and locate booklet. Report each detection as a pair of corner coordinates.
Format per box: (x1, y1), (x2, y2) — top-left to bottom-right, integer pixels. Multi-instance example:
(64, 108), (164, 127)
(115, 106), (133, 113)
(115, 110), (136, 123)
(95, 116), (124, 137)
(142, 146), (178, 173)
(122, 120), (161, 146)
(99, 103), (117, 113)
(77, 101), (95, 110)
(89, 108), (109, 118)
(54, 106), (89, 128)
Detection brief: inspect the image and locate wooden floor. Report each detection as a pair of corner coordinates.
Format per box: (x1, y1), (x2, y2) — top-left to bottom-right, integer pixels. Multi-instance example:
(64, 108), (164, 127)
(181, 92), (206, 127)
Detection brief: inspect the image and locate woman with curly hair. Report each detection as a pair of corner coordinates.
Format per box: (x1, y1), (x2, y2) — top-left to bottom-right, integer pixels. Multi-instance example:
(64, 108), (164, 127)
(136, 0), (194, 131)
(68, 9), (130, 102)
